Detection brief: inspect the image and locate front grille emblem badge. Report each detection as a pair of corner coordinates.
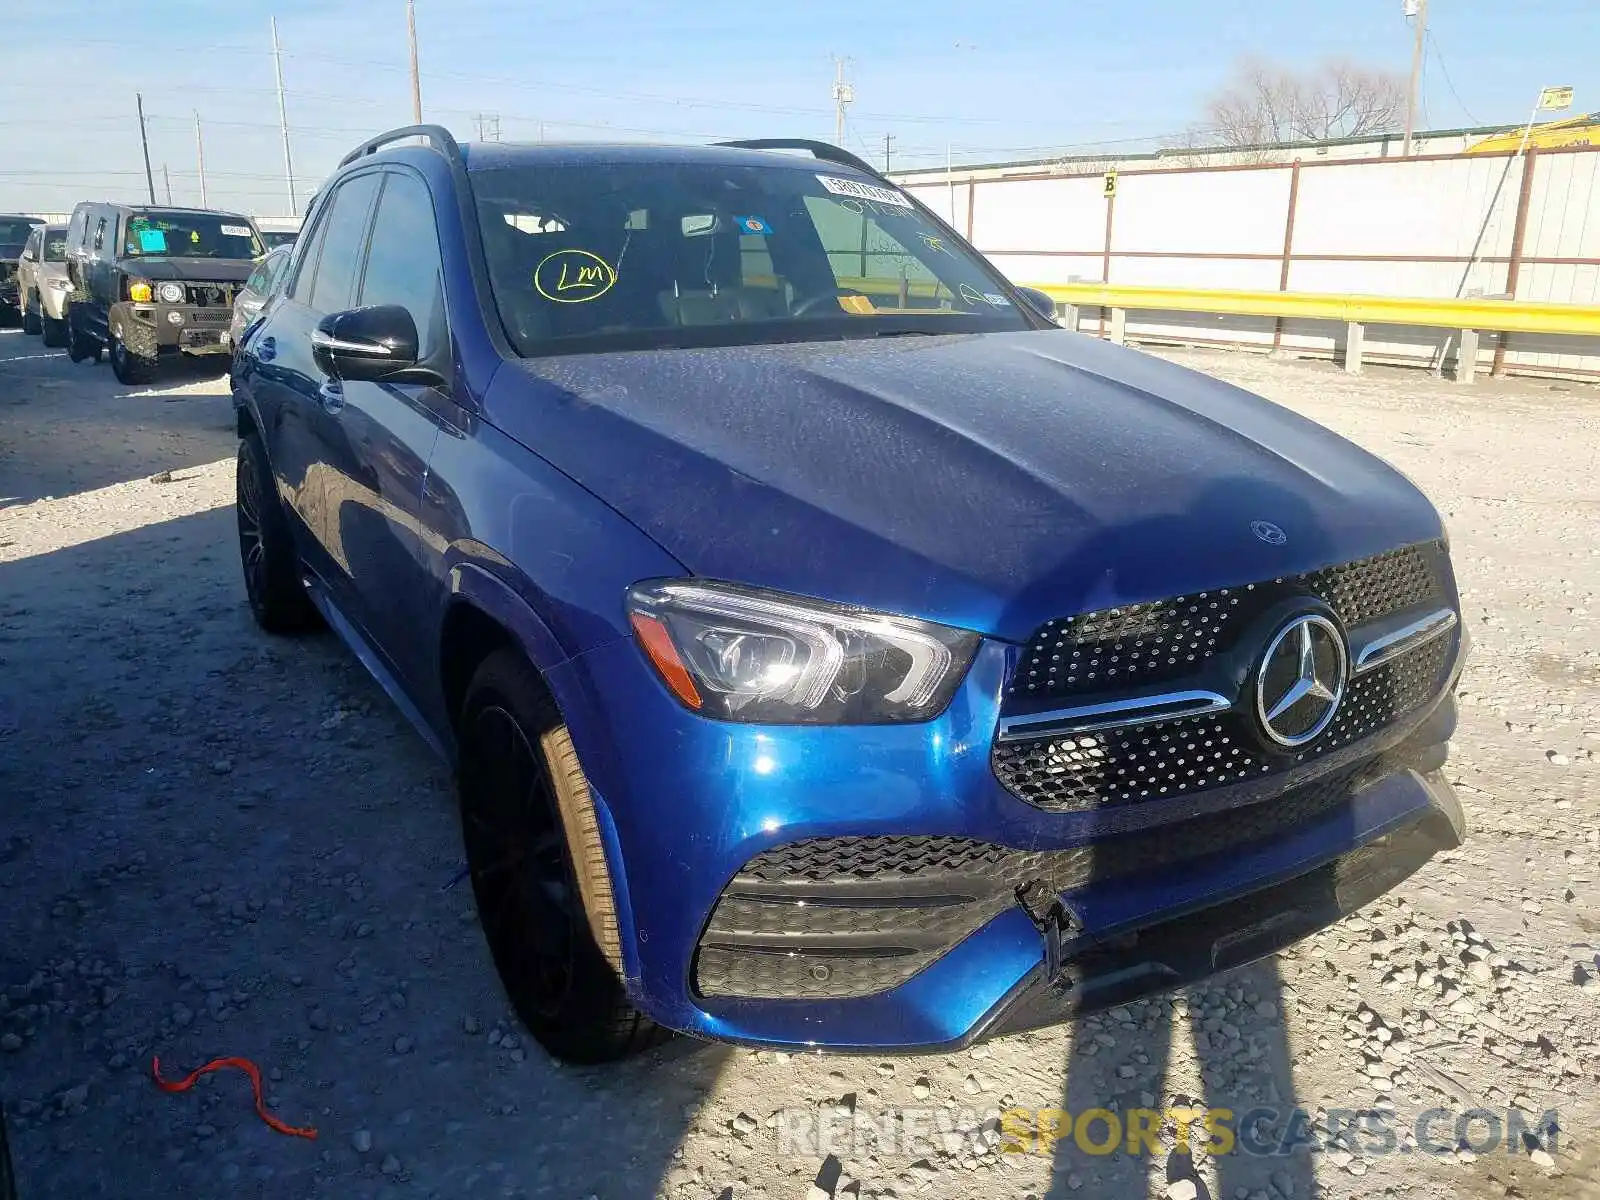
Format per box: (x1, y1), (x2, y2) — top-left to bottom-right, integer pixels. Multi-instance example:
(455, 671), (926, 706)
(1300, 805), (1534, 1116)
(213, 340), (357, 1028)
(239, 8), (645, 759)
(1254, 614), (1347, 748)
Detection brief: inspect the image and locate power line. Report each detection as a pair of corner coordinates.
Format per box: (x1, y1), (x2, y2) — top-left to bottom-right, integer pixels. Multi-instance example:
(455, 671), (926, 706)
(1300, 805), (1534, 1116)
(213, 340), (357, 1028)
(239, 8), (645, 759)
(1426, 29), (1483, 126)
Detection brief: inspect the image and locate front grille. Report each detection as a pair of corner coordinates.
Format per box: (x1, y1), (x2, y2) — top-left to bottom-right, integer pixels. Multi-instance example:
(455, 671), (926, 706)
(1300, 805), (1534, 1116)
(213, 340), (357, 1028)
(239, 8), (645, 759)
(185, 308), (232, 327)
(1010, 542), (1448, 702)
(696, 766), (1369, 1000)
(994, 635), (1450, 812)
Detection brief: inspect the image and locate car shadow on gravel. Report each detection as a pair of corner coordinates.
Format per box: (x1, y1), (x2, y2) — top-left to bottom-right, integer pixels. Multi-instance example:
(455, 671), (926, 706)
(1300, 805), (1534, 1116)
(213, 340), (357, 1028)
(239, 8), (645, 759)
(1, 349), (235, 505)
(1016, 476), (1343, 1200)
(0, 505), (731, 1199)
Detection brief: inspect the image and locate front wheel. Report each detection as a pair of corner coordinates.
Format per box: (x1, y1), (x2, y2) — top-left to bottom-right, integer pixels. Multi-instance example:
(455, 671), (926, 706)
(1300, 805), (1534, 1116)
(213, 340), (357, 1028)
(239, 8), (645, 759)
(109, 321), (158, 385)
(459, 649), (667, 1064)
(21, 293), (41, 336)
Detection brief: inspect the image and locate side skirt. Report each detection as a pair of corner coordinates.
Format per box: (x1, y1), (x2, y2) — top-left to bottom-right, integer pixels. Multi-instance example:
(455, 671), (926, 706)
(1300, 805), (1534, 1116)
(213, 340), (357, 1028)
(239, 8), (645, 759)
(300, 572), (454, 767)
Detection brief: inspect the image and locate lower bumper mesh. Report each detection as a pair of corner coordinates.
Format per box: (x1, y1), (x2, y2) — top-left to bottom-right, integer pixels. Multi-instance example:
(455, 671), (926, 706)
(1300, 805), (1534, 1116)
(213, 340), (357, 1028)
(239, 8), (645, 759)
(696, 763), (1374, 1000)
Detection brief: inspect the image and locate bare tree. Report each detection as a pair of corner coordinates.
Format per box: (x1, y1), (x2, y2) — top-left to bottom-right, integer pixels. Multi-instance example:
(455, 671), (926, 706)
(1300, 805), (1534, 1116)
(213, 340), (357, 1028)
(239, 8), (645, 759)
(1197, 58), (1406, 151)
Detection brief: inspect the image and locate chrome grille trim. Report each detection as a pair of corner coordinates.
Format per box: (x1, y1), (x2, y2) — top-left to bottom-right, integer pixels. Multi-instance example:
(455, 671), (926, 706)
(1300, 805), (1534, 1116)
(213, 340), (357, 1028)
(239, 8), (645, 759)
(996, 689), (1231, 743)
(1351, 608), (1458, 676)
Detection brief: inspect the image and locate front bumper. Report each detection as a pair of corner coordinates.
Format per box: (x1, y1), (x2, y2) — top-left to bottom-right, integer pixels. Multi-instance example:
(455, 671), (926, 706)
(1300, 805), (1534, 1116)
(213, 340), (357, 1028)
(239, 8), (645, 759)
(546, 618), (1467, 1052)
(113, 300), (234, 356)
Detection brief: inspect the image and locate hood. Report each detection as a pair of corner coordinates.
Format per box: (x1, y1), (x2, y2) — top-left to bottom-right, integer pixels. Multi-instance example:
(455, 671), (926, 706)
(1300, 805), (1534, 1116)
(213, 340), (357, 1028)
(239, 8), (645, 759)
(485, 330), (1444, 642)
(118, 257), (256, 284)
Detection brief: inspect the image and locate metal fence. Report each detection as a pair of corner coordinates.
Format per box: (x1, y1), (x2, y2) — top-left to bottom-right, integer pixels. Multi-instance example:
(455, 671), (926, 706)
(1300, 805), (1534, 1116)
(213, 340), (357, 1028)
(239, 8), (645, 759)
(901, 145), (1600, 379)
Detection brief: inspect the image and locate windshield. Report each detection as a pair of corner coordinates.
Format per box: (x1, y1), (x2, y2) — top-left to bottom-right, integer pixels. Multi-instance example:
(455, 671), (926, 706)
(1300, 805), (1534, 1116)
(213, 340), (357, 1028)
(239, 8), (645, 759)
(0, 218), (38, 246)
(122, 212), (263, 259)
(260, 230), (298, 249)
(471, 161), (1034, 356)
(42, 230), (68, 261)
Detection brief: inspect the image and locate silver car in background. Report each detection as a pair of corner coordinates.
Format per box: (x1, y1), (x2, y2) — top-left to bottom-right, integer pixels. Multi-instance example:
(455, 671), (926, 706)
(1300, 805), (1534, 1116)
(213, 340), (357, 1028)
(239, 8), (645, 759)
(17, 224), (72, 347)
(228, 244), (291, 350)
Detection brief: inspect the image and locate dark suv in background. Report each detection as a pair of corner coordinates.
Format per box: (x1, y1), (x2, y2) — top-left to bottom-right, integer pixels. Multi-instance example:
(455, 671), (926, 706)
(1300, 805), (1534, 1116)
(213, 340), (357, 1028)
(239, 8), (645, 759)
(0, 214), (43, 325)
(63, 202), (265, 383)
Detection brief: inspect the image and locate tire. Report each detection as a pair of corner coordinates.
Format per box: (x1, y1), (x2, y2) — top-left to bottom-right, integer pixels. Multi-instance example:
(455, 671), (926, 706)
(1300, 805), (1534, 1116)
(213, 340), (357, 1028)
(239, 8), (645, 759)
(21, 293), (41, 336)
(67, 308), (100, 364)
(459, 649), (667, 1064)
(41, 312), (67, 348)
(0, 1100), (16, 1200)
(109, 320), (158, 385)
(236, 433), (321, 634)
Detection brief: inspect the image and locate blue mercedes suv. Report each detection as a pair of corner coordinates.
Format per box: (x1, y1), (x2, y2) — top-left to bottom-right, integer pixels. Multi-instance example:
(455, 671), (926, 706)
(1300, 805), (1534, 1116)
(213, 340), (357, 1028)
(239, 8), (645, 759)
(231, 127), (1468, 1063)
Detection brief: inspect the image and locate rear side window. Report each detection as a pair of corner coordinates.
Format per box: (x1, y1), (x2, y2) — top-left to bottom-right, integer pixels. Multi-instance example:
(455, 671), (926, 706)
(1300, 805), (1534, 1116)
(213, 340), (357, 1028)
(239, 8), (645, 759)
(358, 172), (446, 358)
(92, 218), (106, 251)
(306, 174), (381, 314)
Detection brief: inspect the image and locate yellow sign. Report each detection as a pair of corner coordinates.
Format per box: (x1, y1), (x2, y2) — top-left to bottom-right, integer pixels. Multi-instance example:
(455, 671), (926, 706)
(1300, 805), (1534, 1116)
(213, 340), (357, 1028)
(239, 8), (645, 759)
(1103, 169), (1118, 199)
(1539, 86), (1574, 111)
(533, 249), (617, 304)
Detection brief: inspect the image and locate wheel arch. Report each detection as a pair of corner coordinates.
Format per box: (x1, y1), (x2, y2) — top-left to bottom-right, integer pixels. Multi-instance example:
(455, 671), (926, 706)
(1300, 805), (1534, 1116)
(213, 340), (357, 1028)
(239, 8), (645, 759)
(441, 562), (646, 988)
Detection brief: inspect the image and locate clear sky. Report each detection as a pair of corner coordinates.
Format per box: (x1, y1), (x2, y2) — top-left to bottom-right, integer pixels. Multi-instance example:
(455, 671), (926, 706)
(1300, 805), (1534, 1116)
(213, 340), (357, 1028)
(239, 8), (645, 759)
(2, 0), (1590, 217)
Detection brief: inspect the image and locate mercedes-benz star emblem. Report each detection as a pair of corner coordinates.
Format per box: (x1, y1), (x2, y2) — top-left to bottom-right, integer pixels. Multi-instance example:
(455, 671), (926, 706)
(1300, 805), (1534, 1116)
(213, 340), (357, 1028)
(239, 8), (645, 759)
(1255, 614), (1348, 748)
(1251, 520), (1287, 545)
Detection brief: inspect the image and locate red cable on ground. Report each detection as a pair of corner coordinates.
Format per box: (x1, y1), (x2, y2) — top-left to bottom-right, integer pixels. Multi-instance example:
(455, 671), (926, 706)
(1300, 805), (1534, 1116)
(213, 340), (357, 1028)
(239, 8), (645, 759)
(151, 1056), (318, 1140)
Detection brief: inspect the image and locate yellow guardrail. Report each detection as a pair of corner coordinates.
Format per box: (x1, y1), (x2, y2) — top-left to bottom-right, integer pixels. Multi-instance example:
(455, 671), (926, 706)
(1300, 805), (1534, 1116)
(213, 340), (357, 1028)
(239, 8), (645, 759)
(1029, 282), (1600, 338)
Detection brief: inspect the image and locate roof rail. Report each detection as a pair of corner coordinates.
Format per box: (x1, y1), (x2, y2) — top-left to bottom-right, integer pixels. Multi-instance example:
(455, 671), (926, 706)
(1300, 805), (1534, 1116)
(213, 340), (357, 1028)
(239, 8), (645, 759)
(714, 138), (883, 180)
(338, 124), (463, 170)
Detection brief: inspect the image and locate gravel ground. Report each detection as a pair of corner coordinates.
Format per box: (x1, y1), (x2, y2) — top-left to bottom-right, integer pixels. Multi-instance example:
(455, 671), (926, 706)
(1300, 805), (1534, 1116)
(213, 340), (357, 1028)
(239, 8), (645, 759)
(1, 329), (1597, 1200)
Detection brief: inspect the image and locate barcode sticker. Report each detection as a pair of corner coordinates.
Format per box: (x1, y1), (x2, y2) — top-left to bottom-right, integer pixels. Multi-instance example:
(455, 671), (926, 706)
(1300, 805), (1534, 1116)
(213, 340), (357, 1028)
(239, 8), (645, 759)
(815, 175), (913, 208)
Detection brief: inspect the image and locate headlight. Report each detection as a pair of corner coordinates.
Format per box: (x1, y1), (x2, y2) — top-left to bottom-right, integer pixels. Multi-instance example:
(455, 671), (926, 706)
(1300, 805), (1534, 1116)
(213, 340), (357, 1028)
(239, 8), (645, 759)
(128, 279), (153, 302)
(627, 580), (979, 723)
(158, 282), (185, 304)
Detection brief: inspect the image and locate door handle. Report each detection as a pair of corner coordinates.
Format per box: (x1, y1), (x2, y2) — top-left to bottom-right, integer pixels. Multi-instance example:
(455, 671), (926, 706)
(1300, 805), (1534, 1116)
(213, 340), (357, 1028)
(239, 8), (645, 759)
(257, 336), (277, 362)
(319, 379), (346, 414)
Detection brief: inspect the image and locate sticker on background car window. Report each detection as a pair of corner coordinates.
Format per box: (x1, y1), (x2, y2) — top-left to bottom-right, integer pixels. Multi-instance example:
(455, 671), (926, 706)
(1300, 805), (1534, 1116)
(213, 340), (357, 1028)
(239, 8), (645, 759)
(815, 175), (913, 209)
(220, 225), (253, 238)
(138, 229), (167, 253)
(983, 293), (1012, 307)
(533, 248), (617, 304)
(734, 215), (771, 236)
(919, 233), (949, 254)
(957, 283), (986, 307)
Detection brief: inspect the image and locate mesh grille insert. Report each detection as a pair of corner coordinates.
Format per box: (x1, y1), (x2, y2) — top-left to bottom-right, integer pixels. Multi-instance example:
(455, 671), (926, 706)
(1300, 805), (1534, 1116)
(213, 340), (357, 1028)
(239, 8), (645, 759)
(993, 635), (1451, 812)
(1010, 542), (1447, 702)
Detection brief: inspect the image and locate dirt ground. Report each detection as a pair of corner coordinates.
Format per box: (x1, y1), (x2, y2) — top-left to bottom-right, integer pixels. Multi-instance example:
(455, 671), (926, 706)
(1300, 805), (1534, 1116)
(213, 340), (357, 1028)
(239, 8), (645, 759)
(1, 329), (1598, 1200)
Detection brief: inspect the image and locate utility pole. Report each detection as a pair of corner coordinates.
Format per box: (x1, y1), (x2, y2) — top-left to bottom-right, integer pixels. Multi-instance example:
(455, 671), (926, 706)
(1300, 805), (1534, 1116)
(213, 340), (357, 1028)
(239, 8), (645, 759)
(1402, 0), (1428, 156)
(135, 92), (156, 204)
(194, 112), (208, 208)
(831, 56), (853, 146)
(407, 0), (423, 123)
(270, 17), (297, 213)
(162, 163), (172, 204)
(473, 113), (500, 141)
(883, 133), (894, 173)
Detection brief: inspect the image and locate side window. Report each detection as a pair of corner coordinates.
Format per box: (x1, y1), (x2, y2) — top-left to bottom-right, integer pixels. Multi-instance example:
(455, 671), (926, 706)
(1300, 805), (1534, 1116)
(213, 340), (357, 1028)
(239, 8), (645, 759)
(307, 174), (381, 314)
(92, 217), (107, 251)
(244, 259), (271, 294)
(286, 205), (331, 301)
(24, 230), (38, 259)
(357, 173), (446, 357)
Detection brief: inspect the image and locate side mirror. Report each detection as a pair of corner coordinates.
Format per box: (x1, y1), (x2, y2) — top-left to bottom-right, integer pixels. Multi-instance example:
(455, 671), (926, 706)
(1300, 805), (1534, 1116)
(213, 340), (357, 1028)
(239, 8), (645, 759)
(312, 305), (432, 383)
(1015, 286), (1059, 322)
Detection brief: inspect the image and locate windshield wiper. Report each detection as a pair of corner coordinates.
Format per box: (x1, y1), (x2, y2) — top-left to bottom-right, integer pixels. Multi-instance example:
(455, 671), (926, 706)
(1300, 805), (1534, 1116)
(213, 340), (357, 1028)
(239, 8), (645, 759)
(872, 328), (941, 338)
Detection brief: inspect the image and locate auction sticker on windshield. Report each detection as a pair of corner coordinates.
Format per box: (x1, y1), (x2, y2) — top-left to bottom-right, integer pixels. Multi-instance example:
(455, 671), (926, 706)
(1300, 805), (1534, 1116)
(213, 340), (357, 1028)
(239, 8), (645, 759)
(220, 225), (254, 237)
(815, 175), (913, 208)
